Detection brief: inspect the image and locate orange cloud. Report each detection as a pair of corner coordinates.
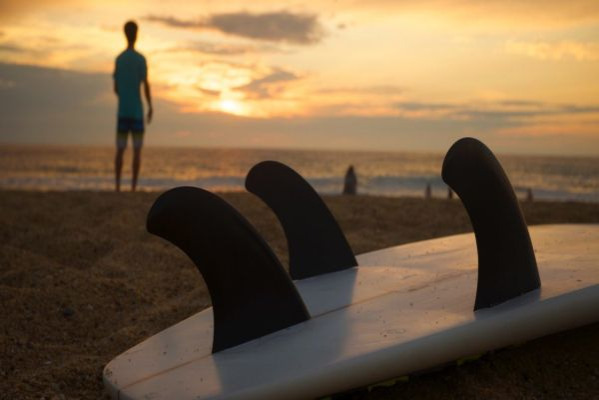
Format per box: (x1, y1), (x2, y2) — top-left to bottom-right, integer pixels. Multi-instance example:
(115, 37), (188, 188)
(505, 40), (599, 61)
(145, 11), (325, 45)
(350, 0), (599, 27)
(0, 0), (78, 21)
(497, 122), (599, 137)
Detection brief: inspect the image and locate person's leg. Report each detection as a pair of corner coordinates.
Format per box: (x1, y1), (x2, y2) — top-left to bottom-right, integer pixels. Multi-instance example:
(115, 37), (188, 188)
(131, 131), (144, 192)
(115, 129), (128, 192)
(115, 148), (125, 192)
(132, 147), (141, 192)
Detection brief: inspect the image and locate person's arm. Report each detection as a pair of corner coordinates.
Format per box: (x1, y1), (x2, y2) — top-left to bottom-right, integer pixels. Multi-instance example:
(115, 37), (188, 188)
(144, 78), (152, 124)
(113, 60), (118, 96)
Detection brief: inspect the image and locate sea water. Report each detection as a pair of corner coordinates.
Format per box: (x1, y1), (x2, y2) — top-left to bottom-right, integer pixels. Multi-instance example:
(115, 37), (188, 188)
(1, 145), (598, 202)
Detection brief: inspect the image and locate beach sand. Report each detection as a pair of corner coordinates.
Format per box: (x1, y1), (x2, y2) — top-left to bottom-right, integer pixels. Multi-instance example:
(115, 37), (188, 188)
(1, 190), (598, 399)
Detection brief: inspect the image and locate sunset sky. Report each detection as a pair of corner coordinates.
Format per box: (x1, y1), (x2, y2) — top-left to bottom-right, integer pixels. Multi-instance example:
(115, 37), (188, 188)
(1, 0), (598, 155)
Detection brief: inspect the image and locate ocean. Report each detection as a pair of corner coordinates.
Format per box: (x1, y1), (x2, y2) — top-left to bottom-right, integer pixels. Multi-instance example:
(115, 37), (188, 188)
(1, 145), (598, 202)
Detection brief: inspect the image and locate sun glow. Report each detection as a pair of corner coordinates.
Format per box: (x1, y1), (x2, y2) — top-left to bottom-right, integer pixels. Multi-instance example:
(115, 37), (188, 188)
(1, 1), (598, 153)
(218, 99), (247, 116)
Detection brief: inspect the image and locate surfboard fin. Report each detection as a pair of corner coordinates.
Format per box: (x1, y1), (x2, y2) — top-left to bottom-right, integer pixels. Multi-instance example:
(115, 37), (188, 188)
(146, 186), (310, 353)
(442, 137), (540, 311)
(246, 161), (358, 280)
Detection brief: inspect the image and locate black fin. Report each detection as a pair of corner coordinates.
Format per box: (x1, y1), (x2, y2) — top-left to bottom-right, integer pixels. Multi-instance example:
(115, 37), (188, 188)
(442, 138), (540, 310)
(245, 161), (358, 280)
(146, 187), (310, 352)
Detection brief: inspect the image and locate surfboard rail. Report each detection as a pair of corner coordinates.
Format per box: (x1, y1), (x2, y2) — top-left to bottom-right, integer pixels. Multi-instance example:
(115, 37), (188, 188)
(104, 224), (599, 400)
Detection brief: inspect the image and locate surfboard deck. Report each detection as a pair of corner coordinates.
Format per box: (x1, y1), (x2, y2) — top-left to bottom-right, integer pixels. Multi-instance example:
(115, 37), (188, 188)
(103, 224), (599, 400)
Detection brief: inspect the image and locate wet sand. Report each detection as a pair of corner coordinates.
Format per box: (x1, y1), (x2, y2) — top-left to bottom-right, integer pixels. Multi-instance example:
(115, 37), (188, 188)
(1, 190), (598, 399)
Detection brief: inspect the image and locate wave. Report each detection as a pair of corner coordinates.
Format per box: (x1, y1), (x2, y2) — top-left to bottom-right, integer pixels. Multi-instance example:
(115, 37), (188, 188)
(1, 145), (598, 202)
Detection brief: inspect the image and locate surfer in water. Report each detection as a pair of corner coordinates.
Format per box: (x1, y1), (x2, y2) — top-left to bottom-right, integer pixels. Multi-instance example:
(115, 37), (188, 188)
(113, 20), (153, 192)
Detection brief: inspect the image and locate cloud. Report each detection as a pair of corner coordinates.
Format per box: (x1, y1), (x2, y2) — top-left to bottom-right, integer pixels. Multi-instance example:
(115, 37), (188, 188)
(352, 0), (599, 27)
(145, 11), (324, 44)
(457, 103), (599, 120)
(208, 12), (323, 44)
(317, 85), (404, 95)
(457, 109), (552, 119)
(144, 15), (199, 29)
(0, 78), (16, 88)
(168, 40), (282, 56)
(0, 43), (24, 53)
(197, 87), (220, 97)
(560, 104), (599, 113)
(505, 40), (599, 61)
(497, 100), (546, 107)
(394, 100), (599, 120)
(0, 38), (67, 57)
(2, 62), (598, 156)
(0, 62), (114, 144)
(393, 101), (459, 118)
(237, 67), (301, 99)
(395, 102), (457, 112)
(497, 121), (599, 138)
(0, 0), (77, 21)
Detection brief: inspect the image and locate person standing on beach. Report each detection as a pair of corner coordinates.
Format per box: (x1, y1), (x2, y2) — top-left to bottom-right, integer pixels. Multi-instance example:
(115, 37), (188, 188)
(343, 165), (357, 195)
(113, 20), (152, 192)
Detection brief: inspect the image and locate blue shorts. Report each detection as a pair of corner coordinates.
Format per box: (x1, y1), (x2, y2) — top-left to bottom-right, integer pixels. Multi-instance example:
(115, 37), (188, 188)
(116, 117), (144, 150)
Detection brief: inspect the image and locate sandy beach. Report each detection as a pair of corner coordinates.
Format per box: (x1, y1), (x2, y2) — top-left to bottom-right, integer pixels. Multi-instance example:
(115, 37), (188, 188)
(1, 190), (598, 400)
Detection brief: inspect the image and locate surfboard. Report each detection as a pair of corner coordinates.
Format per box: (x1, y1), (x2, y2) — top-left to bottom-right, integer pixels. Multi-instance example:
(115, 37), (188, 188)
(103, 138), (599, 400)
(103, 224), (599, 400)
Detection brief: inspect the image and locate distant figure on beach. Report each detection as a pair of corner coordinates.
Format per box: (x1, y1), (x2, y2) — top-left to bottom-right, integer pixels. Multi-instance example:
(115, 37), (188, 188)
(425, 183), (432, 199)
(343, 165), (357, 195)
(447, 187), (453, 199)
(113, 20), (153, 192)
(526, 188), (534, 202)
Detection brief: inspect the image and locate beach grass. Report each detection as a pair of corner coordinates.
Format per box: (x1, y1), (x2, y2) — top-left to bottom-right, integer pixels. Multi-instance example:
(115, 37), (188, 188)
(1, 190), (598, 399)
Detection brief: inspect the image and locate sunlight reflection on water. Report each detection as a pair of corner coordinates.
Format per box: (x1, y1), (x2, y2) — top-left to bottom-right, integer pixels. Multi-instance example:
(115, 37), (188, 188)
(1, 145), (598, 201)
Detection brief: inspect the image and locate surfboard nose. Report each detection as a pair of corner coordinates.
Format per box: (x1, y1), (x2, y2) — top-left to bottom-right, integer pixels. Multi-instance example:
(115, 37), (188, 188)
(147, 186), (310, 352)
(442, 137), (540, 310)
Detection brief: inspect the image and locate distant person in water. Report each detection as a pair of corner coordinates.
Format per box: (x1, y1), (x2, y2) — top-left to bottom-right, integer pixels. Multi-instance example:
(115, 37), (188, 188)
(113, 20), (152, 192)
(343, 165), (357, 195)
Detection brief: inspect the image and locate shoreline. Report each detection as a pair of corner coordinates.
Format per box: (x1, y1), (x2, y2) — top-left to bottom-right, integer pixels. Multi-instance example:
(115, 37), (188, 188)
(1, 191), (598, 399)
(2, 188), (599, 205)
(2, 145), (598, 203)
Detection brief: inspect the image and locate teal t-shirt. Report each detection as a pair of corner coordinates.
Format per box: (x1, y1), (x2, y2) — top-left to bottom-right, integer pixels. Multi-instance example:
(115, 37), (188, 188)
(113, 49), (147, 119)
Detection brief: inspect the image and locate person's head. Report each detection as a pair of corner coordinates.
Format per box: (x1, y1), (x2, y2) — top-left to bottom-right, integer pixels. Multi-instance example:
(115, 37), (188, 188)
(124, 20), (138, 46)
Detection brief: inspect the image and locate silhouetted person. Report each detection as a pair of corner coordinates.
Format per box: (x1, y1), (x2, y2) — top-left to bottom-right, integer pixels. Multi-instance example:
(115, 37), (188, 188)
(526, 188), (534, 202)
(425, 183), (432, 199)
(113, 20), (152, 192)
(343, 165), (357, 195)
(448, 187), (453, 199)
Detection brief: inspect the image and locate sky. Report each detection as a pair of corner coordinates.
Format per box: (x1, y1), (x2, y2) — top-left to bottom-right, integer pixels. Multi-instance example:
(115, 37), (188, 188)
(0, 0), (598, 155)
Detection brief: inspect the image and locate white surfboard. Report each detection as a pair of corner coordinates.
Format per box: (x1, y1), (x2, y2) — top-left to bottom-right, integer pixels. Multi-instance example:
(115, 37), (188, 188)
(103, 224), (599, 400)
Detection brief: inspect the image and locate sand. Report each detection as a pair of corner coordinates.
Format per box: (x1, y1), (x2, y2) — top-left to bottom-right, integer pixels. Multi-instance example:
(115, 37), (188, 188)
(1, 190), (598, 400)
